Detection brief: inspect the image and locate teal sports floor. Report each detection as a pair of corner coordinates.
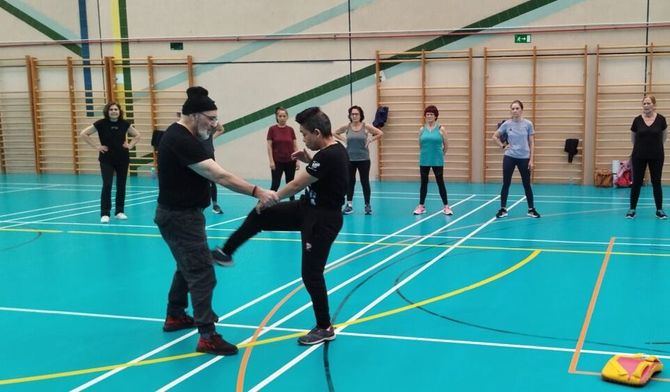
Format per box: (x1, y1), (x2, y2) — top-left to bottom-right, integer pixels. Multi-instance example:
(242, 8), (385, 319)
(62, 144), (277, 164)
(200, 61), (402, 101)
(1, 174), (669, 391)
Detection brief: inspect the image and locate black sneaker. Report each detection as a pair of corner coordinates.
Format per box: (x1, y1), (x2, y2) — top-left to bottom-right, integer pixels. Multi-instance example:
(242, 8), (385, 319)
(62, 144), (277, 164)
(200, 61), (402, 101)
(343, 204), (353, 215)
(163, 314), (195, 332)
(196, 333), (238, 356)
(495, 208), (508, 219)
(364, 204), (372, 215)
(212, 204), (223, 214)
(657, 209), (668, 220)
(625, 209), (636, 219)
(527, 208), (541, 218)
(211, 247), (234, 267)
(298, 325), (336, 345)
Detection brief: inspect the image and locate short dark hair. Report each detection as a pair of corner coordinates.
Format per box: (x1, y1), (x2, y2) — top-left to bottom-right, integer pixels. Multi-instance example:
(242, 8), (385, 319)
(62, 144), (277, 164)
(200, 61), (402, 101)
(296, 107), (332, 137)
(424, 105), (439, 118)
(103, 102), (123, 120)
(511, 100), (524, 110)
(348, 105), (365, 121)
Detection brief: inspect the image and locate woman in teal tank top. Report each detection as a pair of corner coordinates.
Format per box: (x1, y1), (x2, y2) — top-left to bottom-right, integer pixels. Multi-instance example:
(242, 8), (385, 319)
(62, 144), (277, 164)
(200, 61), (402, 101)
(414, 105), (452, 215)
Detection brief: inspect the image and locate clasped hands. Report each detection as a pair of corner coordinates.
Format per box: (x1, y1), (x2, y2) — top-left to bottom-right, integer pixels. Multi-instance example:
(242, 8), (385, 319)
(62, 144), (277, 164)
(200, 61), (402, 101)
(254, 187), (280, 213)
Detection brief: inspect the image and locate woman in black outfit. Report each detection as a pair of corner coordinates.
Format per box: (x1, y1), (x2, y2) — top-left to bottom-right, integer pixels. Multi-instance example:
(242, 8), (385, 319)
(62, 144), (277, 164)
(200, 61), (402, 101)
(80, 102), (141, 223)
(627, 95), (668, 219)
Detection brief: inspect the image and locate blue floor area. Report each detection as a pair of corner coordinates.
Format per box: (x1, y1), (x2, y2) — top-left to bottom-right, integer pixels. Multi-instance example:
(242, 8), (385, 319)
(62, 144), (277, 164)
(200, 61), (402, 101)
(1, 173), (669, 391)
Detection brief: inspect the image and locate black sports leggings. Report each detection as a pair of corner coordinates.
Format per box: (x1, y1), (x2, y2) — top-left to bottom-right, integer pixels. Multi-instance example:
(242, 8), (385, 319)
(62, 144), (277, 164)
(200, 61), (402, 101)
(222, 200), (342, 329)
(630, 157), (664, 210)
(270, 161), (297, 201)
(419, 166), (448, 205)
(500, 155), (534, 208)
(347, 160), (371, 204)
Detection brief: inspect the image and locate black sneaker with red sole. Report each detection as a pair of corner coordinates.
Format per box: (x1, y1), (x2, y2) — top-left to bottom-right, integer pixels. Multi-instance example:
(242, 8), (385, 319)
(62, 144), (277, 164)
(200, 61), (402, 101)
(163, 314), (195, 332)
(197, 333), (239, 356)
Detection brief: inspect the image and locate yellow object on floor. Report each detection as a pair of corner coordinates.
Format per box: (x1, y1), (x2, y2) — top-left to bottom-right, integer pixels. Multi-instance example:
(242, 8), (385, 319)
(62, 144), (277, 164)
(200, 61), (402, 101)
(601, 354), (663, 386)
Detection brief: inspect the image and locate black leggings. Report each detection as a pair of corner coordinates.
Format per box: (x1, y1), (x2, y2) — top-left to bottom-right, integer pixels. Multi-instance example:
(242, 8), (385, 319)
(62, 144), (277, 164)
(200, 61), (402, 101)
(630, 157), (664, 210)
(500, 155), (534, 208)
(270, 161), (296, 201)
(419, 166), (448, 205)
(347, 160), (371, 204)
(100, 159), (129, 216)
(223, 200), (342, 329)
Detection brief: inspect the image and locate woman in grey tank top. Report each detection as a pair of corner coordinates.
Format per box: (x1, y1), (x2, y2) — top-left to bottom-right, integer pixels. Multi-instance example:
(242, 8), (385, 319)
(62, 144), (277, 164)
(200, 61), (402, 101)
(334, 105), (383, 215)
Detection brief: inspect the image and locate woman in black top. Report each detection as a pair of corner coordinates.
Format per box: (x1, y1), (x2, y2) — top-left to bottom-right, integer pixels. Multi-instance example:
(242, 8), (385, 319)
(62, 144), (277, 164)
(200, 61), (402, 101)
(626, 95), (668, 219)
(80, 102), (141, 223)
(212, 107), (349, 346)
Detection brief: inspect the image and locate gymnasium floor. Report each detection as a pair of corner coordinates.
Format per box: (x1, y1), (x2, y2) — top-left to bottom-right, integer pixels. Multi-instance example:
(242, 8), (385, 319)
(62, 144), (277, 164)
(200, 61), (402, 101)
(1, 173), (669, 391)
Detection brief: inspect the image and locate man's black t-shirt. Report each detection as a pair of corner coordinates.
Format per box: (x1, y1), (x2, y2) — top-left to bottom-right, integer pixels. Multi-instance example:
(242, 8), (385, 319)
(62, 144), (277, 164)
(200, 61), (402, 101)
(631, 114), (667, 160)
(304, 142), (349, 211)
(94, 118), (130, 163)
(157, 122), (211, 209)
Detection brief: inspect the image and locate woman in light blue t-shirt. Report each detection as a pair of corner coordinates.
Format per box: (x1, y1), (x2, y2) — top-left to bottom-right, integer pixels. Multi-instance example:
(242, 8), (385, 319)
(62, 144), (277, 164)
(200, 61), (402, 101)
(492, 100), (540, 219)
(413, 105), (452, 216)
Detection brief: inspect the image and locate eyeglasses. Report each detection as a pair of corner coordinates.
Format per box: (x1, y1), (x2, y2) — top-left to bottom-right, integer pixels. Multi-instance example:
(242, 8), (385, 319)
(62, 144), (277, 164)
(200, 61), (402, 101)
(199, 113), (218, 123)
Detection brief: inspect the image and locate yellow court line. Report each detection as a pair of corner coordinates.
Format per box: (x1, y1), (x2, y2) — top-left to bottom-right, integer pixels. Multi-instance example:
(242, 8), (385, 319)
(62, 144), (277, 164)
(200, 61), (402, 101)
(0, 250), (541, 386)
(1, 227), (668, 258)
(0, 228), (61, 234)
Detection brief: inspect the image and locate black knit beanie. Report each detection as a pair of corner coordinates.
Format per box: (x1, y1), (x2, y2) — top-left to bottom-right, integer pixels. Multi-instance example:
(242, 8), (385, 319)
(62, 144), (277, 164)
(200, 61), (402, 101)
(182, 86), (217, 115)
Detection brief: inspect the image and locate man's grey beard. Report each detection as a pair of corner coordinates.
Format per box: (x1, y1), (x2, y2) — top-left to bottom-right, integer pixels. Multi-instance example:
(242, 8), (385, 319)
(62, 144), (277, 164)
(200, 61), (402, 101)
(197, 128), (209, 140)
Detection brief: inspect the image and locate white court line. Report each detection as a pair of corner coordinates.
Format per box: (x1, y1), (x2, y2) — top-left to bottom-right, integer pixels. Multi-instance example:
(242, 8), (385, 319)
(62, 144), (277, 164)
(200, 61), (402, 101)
(70, 195), (477, 391)
(0, 190), (156, 219)
(205, 215), (247, 229)
(248, 196), (524, 392)
(0, 192), (157, 224)
(157, 195), (491, 390)
(0, 181), (157, 190)
(2, 306), (666, 365)
(0, 195), (158, 230)
(0, 184), (60, 195)
(0, 214), (666, 250)
(2, 179), (656, 201)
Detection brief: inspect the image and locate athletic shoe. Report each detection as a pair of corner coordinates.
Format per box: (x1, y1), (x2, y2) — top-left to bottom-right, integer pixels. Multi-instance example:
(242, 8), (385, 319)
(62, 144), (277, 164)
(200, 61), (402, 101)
(211, 247), (234, 267)
(212, 204), (223, 214)
(656, 209), (668, 220)
(527, 208), (541, 218)
(115, 212), (128, 220)
(443, 205), (453, 215)
(413, 205), (426, 215)
(342, 204), (353, 215)
(196, 333), (239, 356)
(297, 325), (336, 345)
(163, 314), (195, 332)
(625, 209), (636, 219)
(364, 205), (372, 215)
(495, 208), (508, 219)
(100, 215), (110, 223)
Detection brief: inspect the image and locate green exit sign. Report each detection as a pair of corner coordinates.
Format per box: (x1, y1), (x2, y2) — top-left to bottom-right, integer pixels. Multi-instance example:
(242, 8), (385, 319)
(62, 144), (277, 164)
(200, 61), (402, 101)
(514, 34), (531, 43)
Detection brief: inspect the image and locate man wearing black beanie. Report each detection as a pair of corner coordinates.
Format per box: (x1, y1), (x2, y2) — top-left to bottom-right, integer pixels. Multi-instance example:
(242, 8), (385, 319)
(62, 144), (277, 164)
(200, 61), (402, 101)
(155, 86), (278, 356)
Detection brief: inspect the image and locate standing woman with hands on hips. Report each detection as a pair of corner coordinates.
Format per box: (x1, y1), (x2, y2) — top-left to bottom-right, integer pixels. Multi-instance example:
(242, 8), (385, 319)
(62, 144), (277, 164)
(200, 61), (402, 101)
(80, 102), (141, 223)
(334, 105), (383, 215)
